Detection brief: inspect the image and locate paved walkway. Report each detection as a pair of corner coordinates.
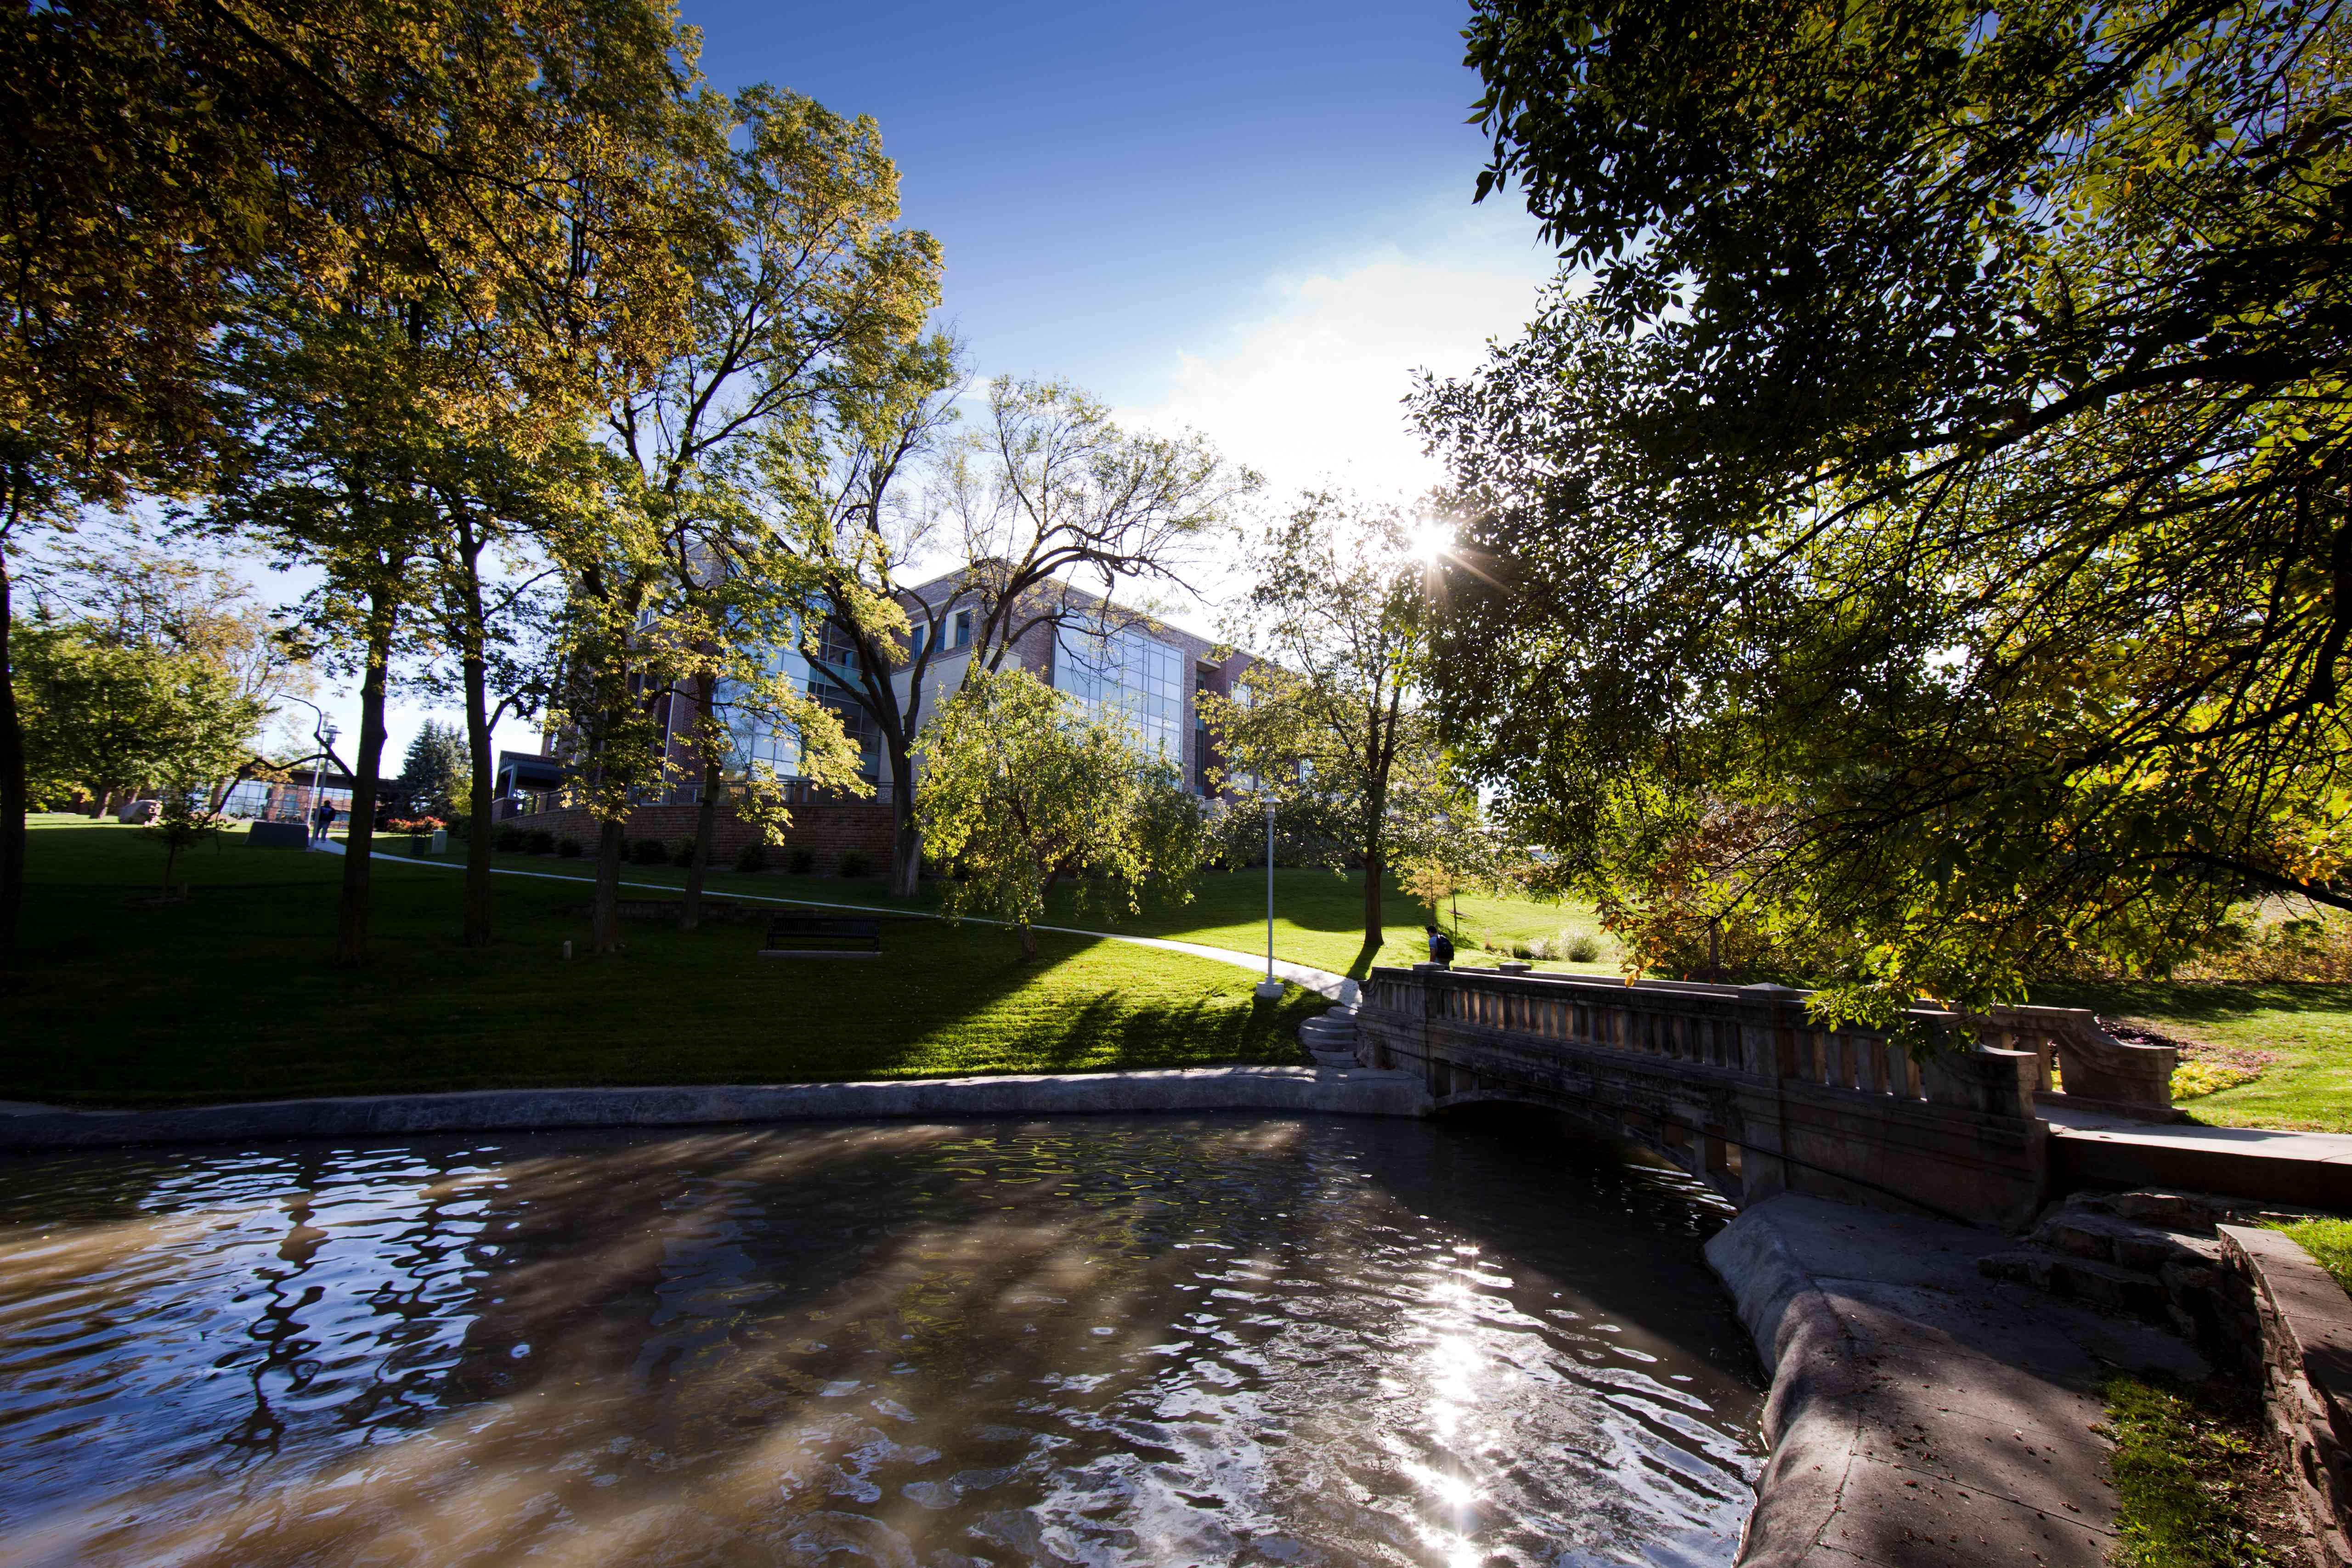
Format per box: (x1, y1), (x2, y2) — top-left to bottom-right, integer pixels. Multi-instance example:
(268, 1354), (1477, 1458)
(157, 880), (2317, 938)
(2042, 1099), (2352, 1209)
(311, 839), (1361, 1003)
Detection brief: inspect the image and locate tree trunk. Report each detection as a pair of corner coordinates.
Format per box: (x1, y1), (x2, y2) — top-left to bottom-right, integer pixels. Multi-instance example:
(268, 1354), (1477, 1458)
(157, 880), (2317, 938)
(0, 553), (25, 963)
(1363, 845), (1384, 951)
(335, 583), (398, 967)
(591, 817), (626, 953)
(887, 736), (922, 898)
(459, 636), (495, 947)
(1018, 920), (1038, 960)
(681, 673), (719, 932)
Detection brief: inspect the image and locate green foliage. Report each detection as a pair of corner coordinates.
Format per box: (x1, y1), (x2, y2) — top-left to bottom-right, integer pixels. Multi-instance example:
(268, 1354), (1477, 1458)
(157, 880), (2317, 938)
(1202, 492), (1470, 945)
(630, 838), (669, 866)
(394, 720), (470, 821)
(556, 837), (583, 858)
(1425, 0), (2352, 1005)
(2098, 1375), (2280, 1568)
(731, 841), (768, 873)
(2271, 1218), (2352, 1296)
(526, 829), (555, 855)
(17, 621), (263, 807)
(916, 668), (1204, 958)
(837, 850), (872, 878)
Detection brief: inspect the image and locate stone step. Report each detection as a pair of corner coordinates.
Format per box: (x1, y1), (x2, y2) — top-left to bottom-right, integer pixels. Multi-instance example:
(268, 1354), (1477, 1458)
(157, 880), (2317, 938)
(2032, 1206), (2224, 1274)
(1979, 1248), (2173, 1320)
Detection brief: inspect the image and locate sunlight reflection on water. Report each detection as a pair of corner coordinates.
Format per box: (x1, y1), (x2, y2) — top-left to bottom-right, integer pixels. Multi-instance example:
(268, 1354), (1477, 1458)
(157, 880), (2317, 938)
(0, 1115), (1764, 1568)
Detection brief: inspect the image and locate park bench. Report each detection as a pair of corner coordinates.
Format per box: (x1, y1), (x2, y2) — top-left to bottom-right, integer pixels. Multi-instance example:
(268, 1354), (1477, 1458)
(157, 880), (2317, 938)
(757, 911), (883, 959)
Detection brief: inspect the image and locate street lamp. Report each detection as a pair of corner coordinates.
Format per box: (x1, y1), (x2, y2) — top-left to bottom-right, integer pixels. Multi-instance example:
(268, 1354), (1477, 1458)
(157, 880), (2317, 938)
(277, 695), (339, 828)
(1255, 785), (1283, 1000)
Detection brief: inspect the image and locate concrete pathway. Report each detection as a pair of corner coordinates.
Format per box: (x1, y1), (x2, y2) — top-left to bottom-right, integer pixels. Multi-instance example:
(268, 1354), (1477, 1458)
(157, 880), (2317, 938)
(314, 839), (1361, 1003)
(2042, 1100), (2352, 1209)
(1710, 1193), (2208, 1568)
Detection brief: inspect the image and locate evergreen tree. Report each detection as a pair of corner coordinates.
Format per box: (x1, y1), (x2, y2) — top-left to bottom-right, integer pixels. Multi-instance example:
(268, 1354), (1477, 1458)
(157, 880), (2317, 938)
(394, 720), (470, 822)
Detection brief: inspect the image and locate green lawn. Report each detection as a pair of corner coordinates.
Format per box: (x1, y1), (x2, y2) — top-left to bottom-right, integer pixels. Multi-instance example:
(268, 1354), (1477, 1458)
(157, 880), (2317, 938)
(2035, 980), (2352, 1134)
(418, 838), (1620, 979)
(2, 817), (1324, 1107)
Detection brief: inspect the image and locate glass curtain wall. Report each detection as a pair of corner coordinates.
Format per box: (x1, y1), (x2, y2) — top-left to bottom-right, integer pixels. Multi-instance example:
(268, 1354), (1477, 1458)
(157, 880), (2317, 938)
(1053, 624), (1185, 767)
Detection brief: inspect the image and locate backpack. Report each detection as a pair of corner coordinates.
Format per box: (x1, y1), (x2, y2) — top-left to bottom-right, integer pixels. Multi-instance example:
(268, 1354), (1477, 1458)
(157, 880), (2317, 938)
(1430, 932), (1455, 965)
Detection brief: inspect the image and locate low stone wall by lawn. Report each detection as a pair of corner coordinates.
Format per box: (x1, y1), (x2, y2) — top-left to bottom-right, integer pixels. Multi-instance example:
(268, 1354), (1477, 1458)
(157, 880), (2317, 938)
(2218, 1225), (2352, 1567)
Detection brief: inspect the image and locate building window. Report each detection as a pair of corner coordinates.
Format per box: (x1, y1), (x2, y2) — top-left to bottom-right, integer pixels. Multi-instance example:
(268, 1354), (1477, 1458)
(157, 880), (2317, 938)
(1054, 622), (1185, 764)
(953, 608), (972, 650)
(909, 623), (927, 662)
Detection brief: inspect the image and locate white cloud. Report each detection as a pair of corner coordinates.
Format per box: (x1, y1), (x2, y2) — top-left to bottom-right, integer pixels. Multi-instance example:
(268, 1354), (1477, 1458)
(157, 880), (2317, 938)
(1124, 241), (1557, 503)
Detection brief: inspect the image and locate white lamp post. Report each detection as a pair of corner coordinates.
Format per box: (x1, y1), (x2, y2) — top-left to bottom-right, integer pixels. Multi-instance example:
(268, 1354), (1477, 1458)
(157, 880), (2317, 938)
(1255, 786), (1283, 1000)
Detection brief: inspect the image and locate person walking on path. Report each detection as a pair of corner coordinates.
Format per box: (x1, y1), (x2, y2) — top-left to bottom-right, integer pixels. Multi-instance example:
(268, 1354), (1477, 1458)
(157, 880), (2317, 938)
(312, 800), (338, 842)
(1423, 923), (1454, 969)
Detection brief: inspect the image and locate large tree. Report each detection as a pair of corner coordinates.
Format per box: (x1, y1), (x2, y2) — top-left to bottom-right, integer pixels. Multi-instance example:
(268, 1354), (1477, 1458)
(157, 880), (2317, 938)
(915, 667), (1204, 960)
(550, 82), (939, 953)
(0, 0), (692, 963)
(1421, 0), (2352, 1011)
(788, 373), (1252, 898)
(1202, 493), (1465, 957)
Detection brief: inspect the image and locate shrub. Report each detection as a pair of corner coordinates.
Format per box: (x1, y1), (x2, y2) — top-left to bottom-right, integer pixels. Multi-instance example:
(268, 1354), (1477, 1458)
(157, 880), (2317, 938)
(494, 826), (527, 852)
(2179, 915), (2352, 982)
(630, 838), (668, 866)
(2171, 1060), (2258, 1101)
(556, 837), (583, 858)
(734, 841), (770, 873)
(786, 847), (816, 874)
(837, 849), (872, 877)
(670, 839), (700, 867)
(1562, 932), (1602, 963)
(526, 829), (556, 855)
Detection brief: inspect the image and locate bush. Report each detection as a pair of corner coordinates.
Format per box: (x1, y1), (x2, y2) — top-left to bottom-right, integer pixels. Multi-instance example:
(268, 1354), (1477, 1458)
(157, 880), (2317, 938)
(837, 849), (872, 877)
(1562, 932), (1601, 963)
(786, 847), (816, 874)
(734, 841), (769, 873)
(494, 826), (527, 852)
(630, 838), (668, 866)
(670, 839), (700, 867)
(526, 829), (556, 855)
(556, 837), (584, 858)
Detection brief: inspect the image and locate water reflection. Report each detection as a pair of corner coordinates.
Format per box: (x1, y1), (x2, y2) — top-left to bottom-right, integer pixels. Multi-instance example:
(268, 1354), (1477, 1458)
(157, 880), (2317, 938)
(0, 1115), (1763, 1567)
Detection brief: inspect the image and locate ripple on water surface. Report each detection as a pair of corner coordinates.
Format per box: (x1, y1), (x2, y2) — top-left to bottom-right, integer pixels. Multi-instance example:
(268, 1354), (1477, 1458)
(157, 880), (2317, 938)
(0, 1114), (1764, 1568)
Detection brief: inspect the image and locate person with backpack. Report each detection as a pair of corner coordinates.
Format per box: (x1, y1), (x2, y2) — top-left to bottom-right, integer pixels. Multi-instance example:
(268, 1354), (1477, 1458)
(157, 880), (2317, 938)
(1423, 923), (1454, 968)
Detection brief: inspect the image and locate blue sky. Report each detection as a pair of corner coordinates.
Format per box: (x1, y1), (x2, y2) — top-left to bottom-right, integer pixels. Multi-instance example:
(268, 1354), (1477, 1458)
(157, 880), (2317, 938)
(687, 0), (1558, 495)
(309, 0), (1562, 763)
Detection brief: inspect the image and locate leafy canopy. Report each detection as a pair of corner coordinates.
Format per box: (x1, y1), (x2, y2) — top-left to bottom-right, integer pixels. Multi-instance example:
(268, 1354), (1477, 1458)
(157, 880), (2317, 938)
(1424, 0), (2352, 1004)
(915, 668), (1204, 958)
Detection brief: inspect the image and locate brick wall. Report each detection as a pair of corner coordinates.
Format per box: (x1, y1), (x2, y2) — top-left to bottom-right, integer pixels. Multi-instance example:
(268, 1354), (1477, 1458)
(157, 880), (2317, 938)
(503, 801), (895, 870)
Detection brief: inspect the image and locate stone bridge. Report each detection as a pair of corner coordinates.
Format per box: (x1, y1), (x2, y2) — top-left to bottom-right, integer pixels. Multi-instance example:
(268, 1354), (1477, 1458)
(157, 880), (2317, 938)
(1351, 964), (2177, 1229)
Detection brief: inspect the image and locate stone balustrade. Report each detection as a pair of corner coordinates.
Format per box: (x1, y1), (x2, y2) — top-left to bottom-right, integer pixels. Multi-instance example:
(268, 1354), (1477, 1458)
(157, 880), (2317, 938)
(1353, 965), (2165, 1228)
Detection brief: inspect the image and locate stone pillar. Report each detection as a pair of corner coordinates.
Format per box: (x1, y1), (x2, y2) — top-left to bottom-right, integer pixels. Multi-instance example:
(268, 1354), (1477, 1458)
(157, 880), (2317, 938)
(1734, 985), (1801, 1205)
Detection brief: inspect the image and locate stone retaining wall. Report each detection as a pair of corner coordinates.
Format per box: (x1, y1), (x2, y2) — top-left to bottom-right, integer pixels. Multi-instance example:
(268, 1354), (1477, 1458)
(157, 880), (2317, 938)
(0, 1067), (1434, 1152)
(2218, 1225), (2352, 1567)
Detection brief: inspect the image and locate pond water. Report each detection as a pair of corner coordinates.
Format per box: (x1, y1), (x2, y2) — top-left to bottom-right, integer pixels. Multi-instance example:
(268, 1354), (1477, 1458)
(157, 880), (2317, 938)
(0, 1114), (1764, 1568)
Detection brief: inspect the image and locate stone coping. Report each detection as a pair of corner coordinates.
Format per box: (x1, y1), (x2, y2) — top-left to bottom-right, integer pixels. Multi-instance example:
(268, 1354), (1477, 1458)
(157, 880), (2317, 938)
(0, 1066), (1433, 1152)
(2218, 1224), (2352, 1566)
(1708, 1193), (2207, 1567)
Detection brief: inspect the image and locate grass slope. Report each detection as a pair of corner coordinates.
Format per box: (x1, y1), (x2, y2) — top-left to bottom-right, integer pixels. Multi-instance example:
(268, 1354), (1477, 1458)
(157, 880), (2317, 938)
(433, 841), (1620, 978)
(3, 818), (1322, 1106)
